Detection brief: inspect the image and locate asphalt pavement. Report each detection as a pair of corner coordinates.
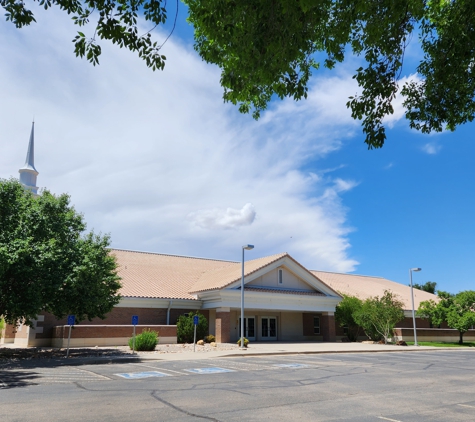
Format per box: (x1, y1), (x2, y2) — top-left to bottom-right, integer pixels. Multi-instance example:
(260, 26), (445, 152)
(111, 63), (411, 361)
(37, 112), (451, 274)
(2, 349), (475, 421)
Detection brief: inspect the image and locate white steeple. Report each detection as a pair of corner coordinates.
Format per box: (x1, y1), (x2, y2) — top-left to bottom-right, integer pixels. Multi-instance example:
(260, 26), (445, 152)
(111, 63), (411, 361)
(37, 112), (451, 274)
(19, 122), (39, 195)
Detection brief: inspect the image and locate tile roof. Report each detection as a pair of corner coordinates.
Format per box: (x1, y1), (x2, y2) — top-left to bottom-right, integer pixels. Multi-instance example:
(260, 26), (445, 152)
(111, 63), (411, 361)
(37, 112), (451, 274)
(111, 249), (236, 300)
(311, 270), (438, 310)
(190, 253), (288, 293)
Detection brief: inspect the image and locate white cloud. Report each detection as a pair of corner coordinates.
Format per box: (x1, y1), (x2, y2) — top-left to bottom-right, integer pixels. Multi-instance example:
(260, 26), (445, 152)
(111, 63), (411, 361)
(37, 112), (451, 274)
(421, 143), (442, 155)
(0, 9), (360, 272)
(188, 203), (256, 230)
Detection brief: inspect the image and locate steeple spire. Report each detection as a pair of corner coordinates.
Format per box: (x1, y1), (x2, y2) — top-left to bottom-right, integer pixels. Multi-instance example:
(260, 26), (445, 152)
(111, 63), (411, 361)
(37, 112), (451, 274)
(19, 122), (39, 195)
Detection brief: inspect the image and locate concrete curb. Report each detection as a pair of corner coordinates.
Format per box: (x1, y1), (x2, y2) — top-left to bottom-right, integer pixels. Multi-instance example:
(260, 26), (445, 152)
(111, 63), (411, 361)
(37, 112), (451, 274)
(3, 346), (471, 368)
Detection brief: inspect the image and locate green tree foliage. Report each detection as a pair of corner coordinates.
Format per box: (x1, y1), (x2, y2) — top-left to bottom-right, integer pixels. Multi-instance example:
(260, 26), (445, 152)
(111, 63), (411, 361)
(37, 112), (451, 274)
(354, 290), (405, 344)
(419, 290), (475, 344)
(1, 0), (168, 70)
(186, 0), (475, 148)
(417, 299), (443, 328)
(0, 178), (121, 326)
(412, 281), (437, 294)
(335, 294), (363, 342)
(0, 0), (475, 148)
(176, 311), (208, 343)
(3, 1), (474, 148)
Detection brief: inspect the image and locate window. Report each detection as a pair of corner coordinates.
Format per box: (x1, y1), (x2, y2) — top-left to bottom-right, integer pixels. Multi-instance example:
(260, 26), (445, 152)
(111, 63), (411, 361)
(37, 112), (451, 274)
(313, 316), (320, 335)
(278, 269), (283, 284)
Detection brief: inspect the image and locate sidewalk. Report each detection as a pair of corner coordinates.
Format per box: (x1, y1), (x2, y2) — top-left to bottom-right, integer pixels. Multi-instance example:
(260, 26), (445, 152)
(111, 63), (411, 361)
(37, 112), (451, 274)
(1, 341), (463, 368)
(135, 341), (447, 362)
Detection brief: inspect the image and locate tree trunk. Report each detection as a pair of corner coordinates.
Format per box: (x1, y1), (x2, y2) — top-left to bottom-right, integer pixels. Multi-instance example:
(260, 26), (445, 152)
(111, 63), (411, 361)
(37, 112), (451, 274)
(459, 331), (464, 345)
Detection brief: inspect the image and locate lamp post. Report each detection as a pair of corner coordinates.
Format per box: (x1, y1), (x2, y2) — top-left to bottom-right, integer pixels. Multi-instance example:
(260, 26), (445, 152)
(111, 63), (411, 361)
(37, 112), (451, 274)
(409, 267), (422, 346)
(241, 244), (254, 349)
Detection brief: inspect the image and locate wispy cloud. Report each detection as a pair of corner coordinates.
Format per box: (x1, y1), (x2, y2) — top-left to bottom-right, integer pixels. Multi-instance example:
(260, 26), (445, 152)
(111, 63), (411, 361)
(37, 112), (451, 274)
(421, 143), (442, 155)
(0, 9), (360, 272)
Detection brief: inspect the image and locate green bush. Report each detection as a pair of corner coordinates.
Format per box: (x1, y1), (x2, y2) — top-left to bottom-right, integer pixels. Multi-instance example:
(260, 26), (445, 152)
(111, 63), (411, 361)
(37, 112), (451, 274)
(204, 334), (215, 343)
(177, 311), (208, 343)
(237, 337), (249, 347)
(128, 329), (159, 351)
(0, 318), (5, 338)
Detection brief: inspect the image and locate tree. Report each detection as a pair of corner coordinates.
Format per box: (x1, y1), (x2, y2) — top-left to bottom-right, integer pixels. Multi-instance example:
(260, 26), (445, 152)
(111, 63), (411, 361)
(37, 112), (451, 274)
(418, 290), (475, 344)
(335, 294), (363, 342)
(176, 311), (208, 343)
(417, 299), (443, 328)
(3, 1), (475, 149)
(0, 178), (121, 326)
(412, 281), (437, 294)
(354, 290), (405, 344)
(446, 291), (475, 345)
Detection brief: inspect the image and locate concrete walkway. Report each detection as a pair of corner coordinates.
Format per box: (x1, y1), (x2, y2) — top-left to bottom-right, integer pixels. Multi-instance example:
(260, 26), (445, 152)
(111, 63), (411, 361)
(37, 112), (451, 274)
(2, 341), (469, 368)
(141, 342), (444, 362)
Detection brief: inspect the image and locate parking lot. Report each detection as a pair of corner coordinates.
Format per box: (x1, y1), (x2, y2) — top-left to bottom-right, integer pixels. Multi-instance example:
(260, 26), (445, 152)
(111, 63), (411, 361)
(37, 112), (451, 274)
(1, 350), (475, 421)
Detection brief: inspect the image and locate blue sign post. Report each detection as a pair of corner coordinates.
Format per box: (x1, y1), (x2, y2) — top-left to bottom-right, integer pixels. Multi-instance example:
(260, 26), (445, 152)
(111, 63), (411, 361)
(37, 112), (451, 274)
(131, 315), (139, 354)
(66, 315), (75, 358)
(193, 315), (199, 352)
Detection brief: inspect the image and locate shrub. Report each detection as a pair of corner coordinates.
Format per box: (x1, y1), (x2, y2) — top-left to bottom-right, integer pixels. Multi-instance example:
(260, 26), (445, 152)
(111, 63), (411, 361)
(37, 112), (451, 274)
(204, 334), (215, 343)
(128, 329), (159, 351)
(177, 312), (208, 343)
(237, 337), (249, 347)
(0, 318), (5, 338)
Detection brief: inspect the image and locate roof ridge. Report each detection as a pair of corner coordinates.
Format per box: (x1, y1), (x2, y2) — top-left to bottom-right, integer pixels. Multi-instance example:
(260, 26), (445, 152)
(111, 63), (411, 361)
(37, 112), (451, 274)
(109, 248), (237, 263)
(311, 269), (386, 279)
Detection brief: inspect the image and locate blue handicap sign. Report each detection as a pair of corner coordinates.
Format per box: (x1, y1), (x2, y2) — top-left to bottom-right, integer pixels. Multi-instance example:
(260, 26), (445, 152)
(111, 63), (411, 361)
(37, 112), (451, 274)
(273, 363), (308, 369)
(67, 315), (75, 326)
(193, 315), (199, 325)
(132, 315), (139, 325)
(185, 367), (235, 374)
(115, 371), (170, 379)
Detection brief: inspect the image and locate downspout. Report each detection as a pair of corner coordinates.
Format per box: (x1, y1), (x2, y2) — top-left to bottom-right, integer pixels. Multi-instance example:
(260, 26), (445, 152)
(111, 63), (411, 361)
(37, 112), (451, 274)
(167, 300), (173, 325)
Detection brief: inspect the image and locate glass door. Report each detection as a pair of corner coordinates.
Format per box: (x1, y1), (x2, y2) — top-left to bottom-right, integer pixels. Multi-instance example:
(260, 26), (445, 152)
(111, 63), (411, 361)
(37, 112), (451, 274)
(238, 317), (256, 341)
(261, 317), (277, 340)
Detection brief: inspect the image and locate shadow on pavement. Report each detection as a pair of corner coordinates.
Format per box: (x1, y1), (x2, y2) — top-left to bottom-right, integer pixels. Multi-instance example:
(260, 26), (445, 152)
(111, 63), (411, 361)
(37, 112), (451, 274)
(0, 369), (41, 389)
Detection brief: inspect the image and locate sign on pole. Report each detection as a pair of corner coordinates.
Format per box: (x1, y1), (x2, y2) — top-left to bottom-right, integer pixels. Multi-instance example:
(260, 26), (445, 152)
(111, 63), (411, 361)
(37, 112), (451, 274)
(193, 315), (199, 352)
(131, 315), (139, 354)
(66, 315), (75, 358)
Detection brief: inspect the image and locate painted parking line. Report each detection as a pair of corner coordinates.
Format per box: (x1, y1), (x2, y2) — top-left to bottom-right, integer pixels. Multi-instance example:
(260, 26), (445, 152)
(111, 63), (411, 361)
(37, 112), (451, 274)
(378, 417), (403, 422)
(115, 371), (171, 379)
(273, 363), (309, 369)
(185, 367), (235, 374)
(458, 404), (475, 409)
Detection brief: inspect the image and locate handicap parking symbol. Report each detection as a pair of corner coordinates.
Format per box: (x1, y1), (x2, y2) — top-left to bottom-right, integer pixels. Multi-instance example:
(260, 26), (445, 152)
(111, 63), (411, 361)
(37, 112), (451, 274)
(185, 367), (235, 374)
(273, 363), (308, 369)
(115, 371), (170, 379)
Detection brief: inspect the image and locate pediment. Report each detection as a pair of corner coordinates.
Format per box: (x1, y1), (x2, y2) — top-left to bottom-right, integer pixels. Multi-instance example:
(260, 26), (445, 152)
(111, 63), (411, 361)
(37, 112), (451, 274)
(226, 255), (340, 298)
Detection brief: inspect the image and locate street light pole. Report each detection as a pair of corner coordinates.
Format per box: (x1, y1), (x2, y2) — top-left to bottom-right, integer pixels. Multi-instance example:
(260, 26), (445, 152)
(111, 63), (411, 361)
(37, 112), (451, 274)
(409, 267), (422, 346)
(241, 244), (254, 350)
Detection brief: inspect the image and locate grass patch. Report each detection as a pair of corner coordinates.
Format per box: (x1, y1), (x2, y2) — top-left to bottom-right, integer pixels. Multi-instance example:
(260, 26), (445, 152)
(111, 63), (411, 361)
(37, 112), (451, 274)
(406, 341), (475, 347)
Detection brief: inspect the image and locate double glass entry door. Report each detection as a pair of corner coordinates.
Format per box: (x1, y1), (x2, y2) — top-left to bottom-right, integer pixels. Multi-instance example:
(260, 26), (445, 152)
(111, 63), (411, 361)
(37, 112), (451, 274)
(238, 317), (256, 340)
(261, 317), (277, 340)
(238, 317), (277, 340)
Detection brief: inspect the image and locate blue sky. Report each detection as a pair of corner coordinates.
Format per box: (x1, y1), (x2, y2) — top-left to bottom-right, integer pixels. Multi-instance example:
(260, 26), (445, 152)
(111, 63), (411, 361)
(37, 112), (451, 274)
(0, 5), (474, 294)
